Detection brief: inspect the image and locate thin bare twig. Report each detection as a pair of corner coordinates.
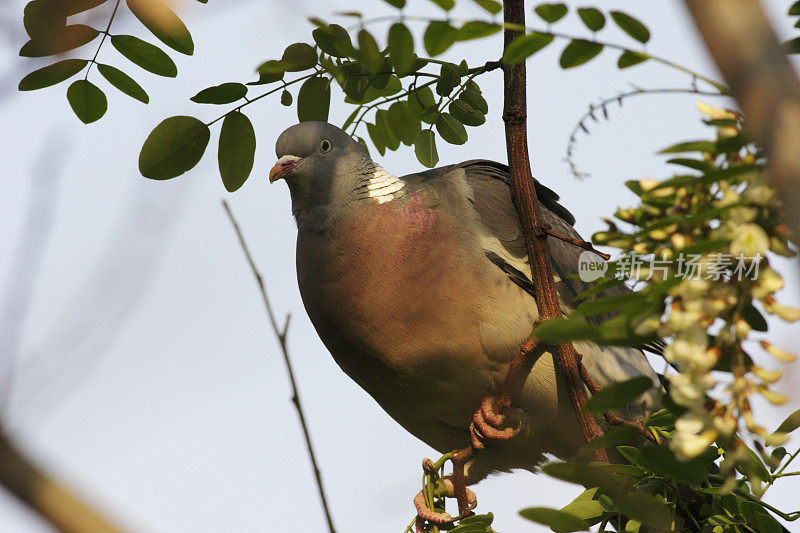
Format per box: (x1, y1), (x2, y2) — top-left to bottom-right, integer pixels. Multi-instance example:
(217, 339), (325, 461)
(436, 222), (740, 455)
(221, 201), (336, 533)
(0, 431), (123, 533)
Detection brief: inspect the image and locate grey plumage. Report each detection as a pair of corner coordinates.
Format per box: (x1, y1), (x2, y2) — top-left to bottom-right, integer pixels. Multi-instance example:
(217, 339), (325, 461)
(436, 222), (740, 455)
(272, 122), (658, 483)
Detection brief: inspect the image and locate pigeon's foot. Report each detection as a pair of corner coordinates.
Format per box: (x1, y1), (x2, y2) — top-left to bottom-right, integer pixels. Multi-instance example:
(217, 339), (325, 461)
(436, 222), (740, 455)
(413, 477), (476, 526)
(470, 396), (521, 450)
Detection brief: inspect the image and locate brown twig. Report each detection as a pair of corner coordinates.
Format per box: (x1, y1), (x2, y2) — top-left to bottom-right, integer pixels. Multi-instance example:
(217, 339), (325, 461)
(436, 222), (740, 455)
(545, 228), (611, 260)
(500, 0), (607, 458)
(222, 201), (336, 533)
(683, 0), (800, 272)
(576, 356), (656, 444)
(0, 431), (123, 533)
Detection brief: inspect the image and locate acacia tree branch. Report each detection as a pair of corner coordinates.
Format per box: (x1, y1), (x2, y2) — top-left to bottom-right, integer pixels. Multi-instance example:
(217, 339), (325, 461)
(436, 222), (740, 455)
(0, 431), (123, 533)
(683, 0), (800, 262)
(499, 0), (607, 460)
(221, 201), (336, 533)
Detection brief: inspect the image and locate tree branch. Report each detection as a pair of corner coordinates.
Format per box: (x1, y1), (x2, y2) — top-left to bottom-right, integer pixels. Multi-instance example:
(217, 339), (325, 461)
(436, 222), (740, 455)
(683, 0), (800, 270)
(0, 431), (123, 533)
(500, 0), (607, 460)
(221, 201), (336, 533)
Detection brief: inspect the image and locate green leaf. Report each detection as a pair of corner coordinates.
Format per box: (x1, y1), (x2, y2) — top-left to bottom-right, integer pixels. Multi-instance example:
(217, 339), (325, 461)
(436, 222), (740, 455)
(456, 21), (501, 41)
(423, 21), (457, 56)
(139, 116), (210, 179)
(111, 34), (178, 77)
(190, 82), (247, 104)
(376, 109), (400, 150)
(460, 87), (488, 113)
(388, 23), (415, 76)
(782, 37), (800, 54)
(741, 302), (768, 332)
(471, 0), (501, 15)
(23, 0), (66, 37)
(96, 63), (149, 103)
(218, 112), (255, 192)
(534, 3), (568, 23)
(66, 79), (107, 124)
(617, 50), (648, 69)
(610, 11), (650, 43)
(387, 101), (420, 145)
(635, 445), (711, 485)
(414, 129), (438, 167)
(776, 408), (800, 434)
(659, 140), (716, 154)
(126, 0), (194, 55)
(559, 39), (603, 68)
(503, 32), (554, 64)
(312, 24), (355, 57)
(428, 0), (455, 10)
(382, 0), (406, 7)
(357, 30), (383, 75)
(519, 507), (588, 532)
(280, 89), (292, 106)
(297, 77), (330, 122)
(366, 122), (386, 156)
(19, 24), (99, 57)
(18, 59), (87, 91)
(407, 86), (436, 116)
(281, 42), (318, 71)
(583, 376), (652, 413)
(450, 99), (485, 126)
(435, 113), (468, 145)
(577, 8), (605, 31)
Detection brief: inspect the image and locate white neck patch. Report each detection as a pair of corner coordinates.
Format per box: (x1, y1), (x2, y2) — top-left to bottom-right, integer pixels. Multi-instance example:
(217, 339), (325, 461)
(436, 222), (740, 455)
(356, 165), (405, 204)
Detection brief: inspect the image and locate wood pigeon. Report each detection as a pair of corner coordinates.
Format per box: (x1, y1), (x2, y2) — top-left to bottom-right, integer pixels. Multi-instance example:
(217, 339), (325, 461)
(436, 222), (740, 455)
(270, 121), (659, 509)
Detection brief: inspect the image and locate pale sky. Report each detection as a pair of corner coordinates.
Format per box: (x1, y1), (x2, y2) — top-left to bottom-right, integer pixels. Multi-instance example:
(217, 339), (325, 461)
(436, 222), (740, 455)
(1, 1), (799, 532)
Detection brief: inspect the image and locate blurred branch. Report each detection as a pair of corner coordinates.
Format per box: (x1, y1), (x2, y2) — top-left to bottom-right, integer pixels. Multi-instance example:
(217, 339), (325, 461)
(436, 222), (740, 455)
(0, 431), (123, 533)
(221, 200), (335, 533)
(684, 0), (800, 259)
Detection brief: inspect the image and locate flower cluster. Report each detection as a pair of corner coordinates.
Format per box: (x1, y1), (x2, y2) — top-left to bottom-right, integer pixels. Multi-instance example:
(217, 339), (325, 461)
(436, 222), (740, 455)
(593, 103), (798, 477)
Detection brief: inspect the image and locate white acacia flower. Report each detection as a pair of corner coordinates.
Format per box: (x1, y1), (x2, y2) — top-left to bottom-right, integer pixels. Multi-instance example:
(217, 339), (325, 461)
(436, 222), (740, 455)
(753, 268), (783, 299)
(762, 298), (800, 322)
(745, 184), (775, 206)
(760, 341), (797, 362)
(730, 223), (770, 257)
(673, 428), (718, 460)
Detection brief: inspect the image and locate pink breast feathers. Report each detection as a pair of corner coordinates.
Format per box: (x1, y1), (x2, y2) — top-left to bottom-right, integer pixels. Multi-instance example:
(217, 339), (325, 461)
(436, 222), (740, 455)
(400, 193), (437, 231)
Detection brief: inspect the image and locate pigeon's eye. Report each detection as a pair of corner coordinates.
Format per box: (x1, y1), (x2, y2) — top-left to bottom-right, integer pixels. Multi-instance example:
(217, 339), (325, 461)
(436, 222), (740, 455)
(319, 138), (332, 153)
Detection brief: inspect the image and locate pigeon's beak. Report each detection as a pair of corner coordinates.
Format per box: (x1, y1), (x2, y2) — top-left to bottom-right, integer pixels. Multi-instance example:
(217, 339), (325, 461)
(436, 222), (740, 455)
(269, 155), (301, 183)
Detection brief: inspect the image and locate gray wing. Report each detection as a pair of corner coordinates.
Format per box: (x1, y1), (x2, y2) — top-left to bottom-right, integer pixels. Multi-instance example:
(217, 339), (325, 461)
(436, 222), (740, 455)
(454, 160), (665, 357)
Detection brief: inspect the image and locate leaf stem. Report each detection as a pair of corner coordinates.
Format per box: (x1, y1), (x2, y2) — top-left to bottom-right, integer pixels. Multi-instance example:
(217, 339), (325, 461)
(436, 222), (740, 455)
(762, 445), (800, 496)
(85, 0), (122, 80)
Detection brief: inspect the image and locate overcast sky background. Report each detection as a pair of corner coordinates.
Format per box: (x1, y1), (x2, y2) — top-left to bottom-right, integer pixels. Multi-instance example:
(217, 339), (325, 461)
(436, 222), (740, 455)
(1, 0), (799, 532)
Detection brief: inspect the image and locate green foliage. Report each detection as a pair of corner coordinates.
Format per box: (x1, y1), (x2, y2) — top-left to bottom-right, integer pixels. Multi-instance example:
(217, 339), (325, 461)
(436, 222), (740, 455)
(139, 116), (210, 179)
(519, 507), (586, 532)
(534, 3), (568, 24)
(218, 112), (256, 193)
(66, 79), (107, 123)
(97, 64), (149, 103)
(582, 376), (653, 413)
(20, 24), (99, 57)
(126, 0), (194, 55)
(18, 0), (198, 121)
(559, 39), (603, 68)
(18, 59), (88, 91)
(610, 11), (650, 43)
(111, 35), (178, 77)
(190, 83), (248, 105)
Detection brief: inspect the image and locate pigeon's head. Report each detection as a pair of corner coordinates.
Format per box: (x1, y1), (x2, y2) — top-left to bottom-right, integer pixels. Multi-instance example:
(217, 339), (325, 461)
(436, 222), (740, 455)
(270, 122), (369, 229)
